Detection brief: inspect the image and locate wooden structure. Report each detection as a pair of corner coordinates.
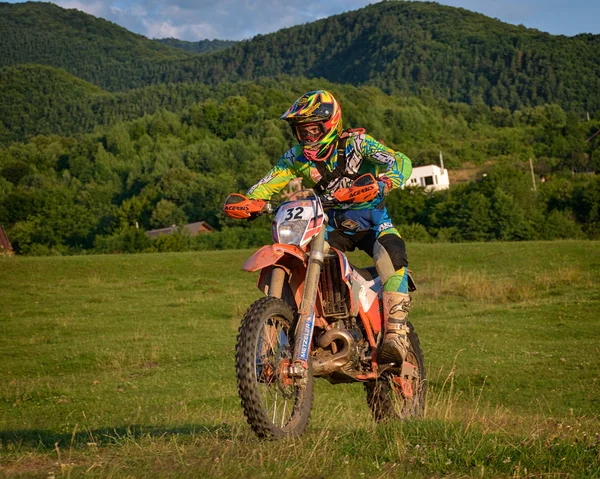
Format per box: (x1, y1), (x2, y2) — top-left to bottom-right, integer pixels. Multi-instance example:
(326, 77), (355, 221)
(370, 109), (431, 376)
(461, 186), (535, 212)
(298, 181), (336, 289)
(146, 221), (215, 239)
(0, 225), (14, 255)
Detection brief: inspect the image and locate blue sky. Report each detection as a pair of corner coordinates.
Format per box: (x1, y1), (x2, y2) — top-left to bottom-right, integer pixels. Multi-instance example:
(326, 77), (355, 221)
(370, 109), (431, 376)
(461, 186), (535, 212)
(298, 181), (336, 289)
(6, 0), (600, 41)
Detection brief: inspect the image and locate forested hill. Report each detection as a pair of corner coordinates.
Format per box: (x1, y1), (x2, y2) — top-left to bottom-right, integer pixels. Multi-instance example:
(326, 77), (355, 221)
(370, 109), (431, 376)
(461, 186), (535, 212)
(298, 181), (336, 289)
(2, 1), (599, 113)
(0, 65), (109, 142)
(156, 38), (237, 54)
(198, 1), (600, 113)
(0, 2), (191, 86)
(1, 76), (598, 255)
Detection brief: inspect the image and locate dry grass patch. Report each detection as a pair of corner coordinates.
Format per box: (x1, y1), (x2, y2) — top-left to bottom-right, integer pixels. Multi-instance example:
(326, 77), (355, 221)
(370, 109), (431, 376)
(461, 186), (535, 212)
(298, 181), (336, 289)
(417, 265), (587, 304)
(419, 267), (533, 303)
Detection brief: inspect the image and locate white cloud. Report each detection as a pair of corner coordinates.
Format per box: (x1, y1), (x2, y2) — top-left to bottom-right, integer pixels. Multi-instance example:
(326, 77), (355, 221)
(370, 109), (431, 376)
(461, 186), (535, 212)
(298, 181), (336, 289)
(141, 19), (184, 38)
(189, 23), (220, 40)
(55, 0), (107, 16)
(23, 0), (600, 41)
(43, 0), (377, 40)
(140, 17), (218, 39)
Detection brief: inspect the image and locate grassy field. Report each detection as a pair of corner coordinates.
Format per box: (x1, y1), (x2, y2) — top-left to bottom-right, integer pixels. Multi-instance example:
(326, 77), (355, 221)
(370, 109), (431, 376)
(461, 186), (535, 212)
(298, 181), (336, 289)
(1, 241), (599, 478)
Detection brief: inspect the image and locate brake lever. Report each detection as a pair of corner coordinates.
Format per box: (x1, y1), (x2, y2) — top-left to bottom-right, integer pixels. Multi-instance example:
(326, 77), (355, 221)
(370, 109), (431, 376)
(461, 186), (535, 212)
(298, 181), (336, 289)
(247, 201), (275, 222)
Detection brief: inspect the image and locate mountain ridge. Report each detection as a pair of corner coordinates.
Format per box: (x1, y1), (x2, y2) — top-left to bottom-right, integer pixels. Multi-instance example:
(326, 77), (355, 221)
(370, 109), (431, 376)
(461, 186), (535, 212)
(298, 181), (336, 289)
(1, 1), (599, 112)
(156, 38), (237, 54)
(0, 1), (191, 87)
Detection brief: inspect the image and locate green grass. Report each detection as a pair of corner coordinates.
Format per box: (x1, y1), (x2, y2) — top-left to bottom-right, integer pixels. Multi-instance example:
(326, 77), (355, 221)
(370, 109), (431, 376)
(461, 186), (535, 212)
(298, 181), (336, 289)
(1, 241), (599, 478)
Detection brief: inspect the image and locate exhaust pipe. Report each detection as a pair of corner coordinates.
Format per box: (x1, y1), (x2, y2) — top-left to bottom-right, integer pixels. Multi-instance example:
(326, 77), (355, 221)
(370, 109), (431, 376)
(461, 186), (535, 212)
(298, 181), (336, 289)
(312, 329), (355, 375)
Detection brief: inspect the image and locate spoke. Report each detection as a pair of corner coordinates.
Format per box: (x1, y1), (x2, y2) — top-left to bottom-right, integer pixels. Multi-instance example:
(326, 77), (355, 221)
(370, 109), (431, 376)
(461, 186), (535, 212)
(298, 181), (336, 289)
(281, 399), (288, 427)
(265, 324), (276, 353)
(272, 390), (278, 424)
(255, 315), (296, 428)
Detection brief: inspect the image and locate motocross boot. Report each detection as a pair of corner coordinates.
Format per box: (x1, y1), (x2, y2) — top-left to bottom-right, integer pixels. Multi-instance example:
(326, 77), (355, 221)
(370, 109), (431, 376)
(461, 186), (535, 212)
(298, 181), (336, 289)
(379, 291), (412, 365)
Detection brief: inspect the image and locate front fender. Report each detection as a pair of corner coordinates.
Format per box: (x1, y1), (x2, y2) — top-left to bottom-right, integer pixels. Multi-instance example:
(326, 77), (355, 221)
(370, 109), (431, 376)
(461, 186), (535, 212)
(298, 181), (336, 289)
(243, 244), (306, 272)
(244, 244), (308, 311)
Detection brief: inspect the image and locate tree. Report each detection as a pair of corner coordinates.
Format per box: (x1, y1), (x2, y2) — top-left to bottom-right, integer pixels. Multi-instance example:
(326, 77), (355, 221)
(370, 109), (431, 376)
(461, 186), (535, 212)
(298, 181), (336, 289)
(150, 199), (187, 228)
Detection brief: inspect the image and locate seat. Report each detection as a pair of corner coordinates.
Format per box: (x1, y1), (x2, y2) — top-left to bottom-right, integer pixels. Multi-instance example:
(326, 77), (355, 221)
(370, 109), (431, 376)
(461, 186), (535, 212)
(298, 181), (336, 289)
(350, 264), (379, 281)
(350, 264), (417, 292)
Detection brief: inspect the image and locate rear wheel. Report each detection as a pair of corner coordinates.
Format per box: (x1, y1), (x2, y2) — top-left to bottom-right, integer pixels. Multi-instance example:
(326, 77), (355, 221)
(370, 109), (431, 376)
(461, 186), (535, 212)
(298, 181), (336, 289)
(366, 321), (426, 421)
(235, 296), (314, 438)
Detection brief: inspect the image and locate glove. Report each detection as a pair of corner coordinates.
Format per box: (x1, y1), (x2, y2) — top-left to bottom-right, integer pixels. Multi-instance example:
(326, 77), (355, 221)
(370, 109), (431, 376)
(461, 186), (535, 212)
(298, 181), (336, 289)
(378, 176), (393, 196)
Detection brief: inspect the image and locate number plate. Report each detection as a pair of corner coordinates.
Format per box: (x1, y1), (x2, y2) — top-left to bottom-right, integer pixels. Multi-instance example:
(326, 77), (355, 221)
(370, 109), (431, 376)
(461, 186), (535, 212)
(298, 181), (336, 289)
(281, 202), (314, 221)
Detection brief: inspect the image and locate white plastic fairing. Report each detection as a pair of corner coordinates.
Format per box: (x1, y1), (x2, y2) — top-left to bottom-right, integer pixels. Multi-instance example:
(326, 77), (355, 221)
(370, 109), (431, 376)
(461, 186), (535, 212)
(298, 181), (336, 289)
(273, 198), (324, 247)
(351, 269), (382, 312)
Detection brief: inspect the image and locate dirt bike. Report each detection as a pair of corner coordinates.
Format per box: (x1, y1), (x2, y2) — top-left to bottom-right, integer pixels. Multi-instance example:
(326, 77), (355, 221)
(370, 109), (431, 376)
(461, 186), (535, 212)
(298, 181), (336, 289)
(223, 173), (426, 438)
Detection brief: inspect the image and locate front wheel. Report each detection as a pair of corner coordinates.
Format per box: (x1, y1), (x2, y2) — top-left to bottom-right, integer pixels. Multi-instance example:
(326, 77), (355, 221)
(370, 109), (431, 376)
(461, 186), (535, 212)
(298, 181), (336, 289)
(365, 321), (426, 422)
(235, 296), (314, 438)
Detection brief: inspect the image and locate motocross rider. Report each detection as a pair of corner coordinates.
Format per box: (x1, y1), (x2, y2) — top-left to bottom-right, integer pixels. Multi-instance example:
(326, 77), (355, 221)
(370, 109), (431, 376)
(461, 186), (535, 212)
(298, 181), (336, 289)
(235, 90), (413, 365)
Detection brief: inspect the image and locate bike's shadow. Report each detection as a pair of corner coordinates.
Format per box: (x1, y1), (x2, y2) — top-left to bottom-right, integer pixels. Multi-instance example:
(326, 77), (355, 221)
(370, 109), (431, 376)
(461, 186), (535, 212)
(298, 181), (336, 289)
(0, 423), (236, 449)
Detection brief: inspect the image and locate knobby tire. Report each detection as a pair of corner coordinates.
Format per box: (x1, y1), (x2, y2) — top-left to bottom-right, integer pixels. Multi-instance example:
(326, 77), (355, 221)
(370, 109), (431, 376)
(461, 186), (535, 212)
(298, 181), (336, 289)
(235, 296), (314, 438)
(365, 321), (427, 422)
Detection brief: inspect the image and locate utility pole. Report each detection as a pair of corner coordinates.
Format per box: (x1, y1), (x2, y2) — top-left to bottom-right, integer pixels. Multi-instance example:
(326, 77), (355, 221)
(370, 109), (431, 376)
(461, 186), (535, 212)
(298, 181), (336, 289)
(587, 129), (600, 172)
(529, 158), (537, 192)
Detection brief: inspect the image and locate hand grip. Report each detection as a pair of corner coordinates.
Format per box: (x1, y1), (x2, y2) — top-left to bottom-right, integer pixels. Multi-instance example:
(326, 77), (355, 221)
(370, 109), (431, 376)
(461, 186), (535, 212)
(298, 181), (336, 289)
(223, 194), (266, 219)
(332, 174), (378, 203)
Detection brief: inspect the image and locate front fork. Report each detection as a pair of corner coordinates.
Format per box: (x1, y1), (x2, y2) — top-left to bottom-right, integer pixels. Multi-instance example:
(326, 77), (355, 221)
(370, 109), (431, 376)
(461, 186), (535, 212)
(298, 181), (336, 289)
(289, 221), (328, 378)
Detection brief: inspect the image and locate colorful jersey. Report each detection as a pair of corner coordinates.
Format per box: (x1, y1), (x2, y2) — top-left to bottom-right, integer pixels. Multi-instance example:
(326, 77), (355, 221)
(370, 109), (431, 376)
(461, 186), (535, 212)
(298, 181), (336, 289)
(246, 132), (412, 210)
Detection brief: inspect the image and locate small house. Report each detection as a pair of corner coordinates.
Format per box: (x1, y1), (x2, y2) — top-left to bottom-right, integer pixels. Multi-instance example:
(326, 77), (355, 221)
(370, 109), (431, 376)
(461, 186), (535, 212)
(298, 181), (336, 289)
(146, 221), (215, 239)
(405, 165), (450, 191)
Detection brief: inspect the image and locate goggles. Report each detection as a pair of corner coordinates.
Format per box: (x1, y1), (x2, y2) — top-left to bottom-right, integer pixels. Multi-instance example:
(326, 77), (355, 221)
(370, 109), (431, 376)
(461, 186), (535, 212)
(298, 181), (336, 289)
(293, 122), (326, 146)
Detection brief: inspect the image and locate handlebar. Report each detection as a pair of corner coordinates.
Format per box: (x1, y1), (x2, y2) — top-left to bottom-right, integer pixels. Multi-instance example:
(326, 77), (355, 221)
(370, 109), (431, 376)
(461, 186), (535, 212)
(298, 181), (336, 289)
(261, 195), (340, 217)
(226, 174), (378, 220)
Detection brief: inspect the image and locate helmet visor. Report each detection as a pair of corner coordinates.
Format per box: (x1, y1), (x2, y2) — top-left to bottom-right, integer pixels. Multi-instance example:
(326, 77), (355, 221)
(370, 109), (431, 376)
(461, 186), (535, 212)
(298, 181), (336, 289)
(293, 122), (326, 146)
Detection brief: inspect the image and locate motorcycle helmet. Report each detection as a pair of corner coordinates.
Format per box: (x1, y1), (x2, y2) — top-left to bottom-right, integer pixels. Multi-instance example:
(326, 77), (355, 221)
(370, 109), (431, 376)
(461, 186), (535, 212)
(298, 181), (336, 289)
(280, 90), (342, 162)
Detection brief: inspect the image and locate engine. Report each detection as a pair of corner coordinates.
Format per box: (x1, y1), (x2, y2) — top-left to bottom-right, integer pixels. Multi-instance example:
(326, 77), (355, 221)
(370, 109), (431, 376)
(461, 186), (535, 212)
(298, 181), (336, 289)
(312, 321), (371, 383)
(319, 253), (351, 318)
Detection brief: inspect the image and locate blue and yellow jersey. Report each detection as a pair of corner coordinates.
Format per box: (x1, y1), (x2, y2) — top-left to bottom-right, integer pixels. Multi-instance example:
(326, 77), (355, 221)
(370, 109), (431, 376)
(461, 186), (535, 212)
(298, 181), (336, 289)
(247, 132), (412, 210)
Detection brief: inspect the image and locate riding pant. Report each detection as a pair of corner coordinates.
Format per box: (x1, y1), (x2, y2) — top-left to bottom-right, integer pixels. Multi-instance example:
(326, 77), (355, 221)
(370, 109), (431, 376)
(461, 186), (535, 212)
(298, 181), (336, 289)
(326, 206), (409, 293)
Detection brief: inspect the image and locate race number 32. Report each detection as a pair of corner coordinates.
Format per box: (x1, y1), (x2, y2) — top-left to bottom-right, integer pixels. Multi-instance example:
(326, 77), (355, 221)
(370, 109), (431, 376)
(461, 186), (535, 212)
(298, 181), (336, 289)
(285, 207), (304, 220)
